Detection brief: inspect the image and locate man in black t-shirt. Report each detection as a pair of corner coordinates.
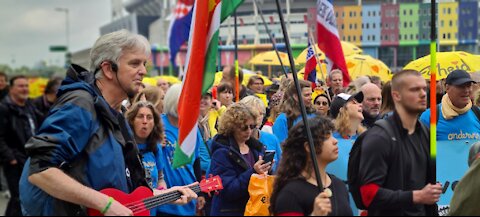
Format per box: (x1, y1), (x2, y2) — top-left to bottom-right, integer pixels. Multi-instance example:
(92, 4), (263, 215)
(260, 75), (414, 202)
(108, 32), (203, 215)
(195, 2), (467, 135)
(358, 70), (442, 216)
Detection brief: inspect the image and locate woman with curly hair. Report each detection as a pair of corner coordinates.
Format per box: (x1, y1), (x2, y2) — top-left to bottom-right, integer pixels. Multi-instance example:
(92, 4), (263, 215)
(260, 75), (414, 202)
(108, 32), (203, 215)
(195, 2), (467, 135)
(125, 101), (166, 215)
(209, 103), (272, 216)
(270, 116), (352, 216)
(273, 79), (316, 143)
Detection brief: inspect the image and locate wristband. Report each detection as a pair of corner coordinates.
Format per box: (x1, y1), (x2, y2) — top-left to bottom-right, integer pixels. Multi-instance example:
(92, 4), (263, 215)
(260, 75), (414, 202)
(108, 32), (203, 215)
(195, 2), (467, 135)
(101, 197), (114, 214)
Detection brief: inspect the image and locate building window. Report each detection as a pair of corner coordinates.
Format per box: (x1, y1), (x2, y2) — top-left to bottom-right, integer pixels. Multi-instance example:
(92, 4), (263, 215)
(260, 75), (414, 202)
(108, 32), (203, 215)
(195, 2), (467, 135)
(366, 23), (369, 29)
(399, 34), (402, 40)
(410, 22), (413, 28)
(373, 23), (376, 28)
(342, 24), (345, 30)
(441, 20), (444, 27)
(410, 9), (413, 15)
(373, 11), (376, 16)
(391, 34), (395, 41)
(448, 8), (451, 14)
(372, 35), (376, 41)
(368, 11), (371, 17)
(449, 20), (453, 27)
(410, 34), (414, 40)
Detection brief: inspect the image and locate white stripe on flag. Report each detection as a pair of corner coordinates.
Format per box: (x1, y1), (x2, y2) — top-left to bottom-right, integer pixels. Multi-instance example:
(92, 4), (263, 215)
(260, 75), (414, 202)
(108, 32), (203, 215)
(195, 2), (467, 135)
(316, 0), (339, 37)
(181, 122), (199, 157)
(207, 2), (222, 48)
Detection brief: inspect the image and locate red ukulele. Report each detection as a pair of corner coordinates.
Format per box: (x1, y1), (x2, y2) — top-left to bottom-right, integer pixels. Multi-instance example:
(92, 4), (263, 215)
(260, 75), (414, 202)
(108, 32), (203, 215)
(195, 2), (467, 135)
(88, 175), (223, 216)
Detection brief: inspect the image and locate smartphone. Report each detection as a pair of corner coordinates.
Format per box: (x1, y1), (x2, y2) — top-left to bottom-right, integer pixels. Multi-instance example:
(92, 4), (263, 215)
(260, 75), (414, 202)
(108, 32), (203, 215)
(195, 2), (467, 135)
(263, 151), (275, 164)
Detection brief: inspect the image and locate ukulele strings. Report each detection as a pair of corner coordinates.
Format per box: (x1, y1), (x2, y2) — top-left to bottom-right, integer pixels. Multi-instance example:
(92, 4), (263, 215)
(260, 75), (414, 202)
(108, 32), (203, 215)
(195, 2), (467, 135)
(126, 186), (202, 213)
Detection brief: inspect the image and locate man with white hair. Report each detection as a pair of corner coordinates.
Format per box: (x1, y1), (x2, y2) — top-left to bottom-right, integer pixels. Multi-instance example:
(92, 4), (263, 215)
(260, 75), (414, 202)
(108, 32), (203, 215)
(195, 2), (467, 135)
(19, 30), (196, 216)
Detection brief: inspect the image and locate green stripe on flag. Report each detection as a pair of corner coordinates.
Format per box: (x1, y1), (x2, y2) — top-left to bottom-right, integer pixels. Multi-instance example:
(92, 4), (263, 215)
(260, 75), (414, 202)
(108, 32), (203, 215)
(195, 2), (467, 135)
(172, 142), (194, 168)
(203, 31), (220, 94)
(221, 0), (244, 22)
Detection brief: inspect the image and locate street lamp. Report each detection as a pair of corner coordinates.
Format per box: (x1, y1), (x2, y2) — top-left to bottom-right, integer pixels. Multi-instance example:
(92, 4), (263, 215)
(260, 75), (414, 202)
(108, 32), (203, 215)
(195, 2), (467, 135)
(55, 7), (69, 53)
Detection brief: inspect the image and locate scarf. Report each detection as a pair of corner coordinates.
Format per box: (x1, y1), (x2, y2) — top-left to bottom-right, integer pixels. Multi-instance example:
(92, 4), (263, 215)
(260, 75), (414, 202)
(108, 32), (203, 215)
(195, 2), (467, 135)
(441, 94), (472, 120)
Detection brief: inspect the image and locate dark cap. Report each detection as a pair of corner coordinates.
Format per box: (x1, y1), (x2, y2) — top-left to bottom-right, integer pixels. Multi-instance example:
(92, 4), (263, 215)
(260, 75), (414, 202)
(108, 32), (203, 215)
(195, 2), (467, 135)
(446, 70), (475, 86)
(329, 92), (364, 119)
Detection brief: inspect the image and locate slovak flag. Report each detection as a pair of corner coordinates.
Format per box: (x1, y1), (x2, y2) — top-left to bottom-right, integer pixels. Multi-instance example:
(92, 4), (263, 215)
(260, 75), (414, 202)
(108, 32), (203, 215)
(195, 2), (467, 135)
(317, 0), (351, 86)
(304, 41), (317, 88)
(168, 0), (194, 69)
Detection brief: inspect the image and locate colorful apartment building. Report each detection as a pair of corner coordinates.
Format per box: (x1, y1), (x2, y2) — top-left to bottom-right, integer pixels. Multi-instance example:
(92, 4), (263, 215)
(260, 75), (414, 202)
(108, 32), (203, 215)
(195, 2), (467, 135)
(332, 0), (478, 70)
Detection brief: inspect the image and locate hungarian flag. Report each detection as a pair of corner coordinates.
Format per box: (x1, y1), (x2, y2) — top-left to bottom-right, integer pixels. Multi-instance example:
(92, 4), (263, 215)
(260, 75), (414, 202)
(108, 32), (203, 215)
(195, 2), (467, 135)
(317, 0), (351, 86)
(168, 0), (194, 70)
(304, 41), (317, 88)
(174, 0), (244, 168)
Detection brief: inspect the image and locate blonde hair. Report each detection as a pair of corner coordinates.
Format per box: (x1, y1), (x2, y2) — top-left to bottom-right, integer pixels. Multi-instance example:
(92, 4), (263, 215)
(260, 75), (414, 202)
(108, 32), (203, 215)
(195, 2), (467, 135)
(334, 106), (366, 138)
(133, 86), (165, 113)
(218, 103), (258, 136)
(240, 96), (266, 126)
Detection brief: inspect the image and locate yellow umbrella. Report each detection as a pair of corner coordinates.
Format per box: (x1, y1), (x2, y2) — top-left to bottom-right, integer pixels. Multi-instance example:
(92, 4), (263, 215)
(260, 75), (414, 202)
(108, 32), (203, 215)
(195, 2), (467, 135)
(404, 51), (480, 80)
(249, 51), (290, 66)
(340, 41), (363, 56)
(345, 54), (392, 82)
(213, 71), (273, 86)
(28, 77), (49, 99)
(155, 75), (181, 84)
(142, 77), (158, 86)
(142, 75), (182, 87)
(295, 41), (363, 64)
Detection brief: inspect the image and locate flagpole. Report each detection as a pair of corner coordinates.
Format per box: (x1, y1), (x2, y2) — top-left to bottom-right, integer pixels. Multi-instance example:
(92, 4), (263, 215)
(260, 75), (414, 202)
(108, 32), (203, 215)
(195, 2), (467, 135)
(308, 31), (332, 103)
(252, 0), (288, 77)
(234, 10), (240, 102)
(429, 0), (437, 185)
(275, 0), (323, 191)
(308, 31), (326, 82)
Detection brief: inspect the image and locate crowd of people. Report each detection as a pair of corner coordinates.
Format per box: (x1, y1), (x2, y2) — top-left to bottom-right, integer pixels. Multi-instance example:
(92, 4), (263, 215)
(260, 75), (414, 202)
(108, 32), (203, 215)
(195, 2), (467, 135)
(0, 29), (480, 216)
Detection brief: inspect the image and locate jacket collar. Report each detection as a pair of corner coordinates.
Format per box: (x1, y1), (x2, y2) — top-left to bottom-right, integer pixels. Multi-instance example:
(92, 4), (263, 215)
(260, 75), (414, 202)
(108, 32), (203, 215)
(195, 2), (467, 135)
(392, 110), (423, 137)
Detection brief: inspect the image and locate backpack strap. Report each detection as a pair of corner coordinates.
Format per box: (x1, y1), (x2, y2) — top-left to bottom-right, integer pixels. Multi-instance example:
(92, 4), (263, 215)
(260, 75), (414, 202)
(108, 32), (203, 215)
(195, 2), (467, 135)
(472, 106), (480, 122)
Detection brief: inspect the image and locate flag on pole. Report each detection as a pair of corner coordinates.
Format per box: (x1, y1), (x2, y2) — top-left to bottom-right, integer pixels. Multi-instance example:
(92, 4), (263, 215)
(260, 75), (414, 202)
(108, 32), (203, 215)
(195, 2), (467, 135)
(168, 0), (194, 70)
(174, 0), (244, 168)
(304, 41), (318, 88)
(316, 0), (351, 86)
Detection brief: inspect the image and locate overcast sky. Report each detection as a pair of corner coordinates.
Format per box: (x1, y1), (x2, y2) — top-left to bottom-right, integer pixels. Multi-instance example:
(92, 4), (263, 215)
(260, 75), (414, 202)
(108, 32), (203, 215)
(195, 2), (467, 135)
(0, 0), (113, 68)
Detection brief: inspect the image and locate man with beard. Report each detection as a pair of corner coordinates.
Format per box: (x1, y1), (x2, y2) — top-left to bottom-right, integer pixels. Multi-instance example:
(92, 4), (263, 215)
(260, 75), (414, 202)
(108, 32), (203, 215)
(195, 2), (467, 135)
(0, 75), (40, 216)
(361, 83), (382, 128)
(357, 70), (442, 216)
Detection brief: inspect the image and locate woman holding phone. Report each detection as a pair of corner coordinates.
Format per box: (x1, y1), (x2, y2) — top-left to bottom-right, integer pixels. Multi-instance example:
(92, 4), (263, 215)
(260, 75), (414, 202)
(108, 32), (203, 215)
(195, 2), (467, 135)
(209, 103), (271, 216)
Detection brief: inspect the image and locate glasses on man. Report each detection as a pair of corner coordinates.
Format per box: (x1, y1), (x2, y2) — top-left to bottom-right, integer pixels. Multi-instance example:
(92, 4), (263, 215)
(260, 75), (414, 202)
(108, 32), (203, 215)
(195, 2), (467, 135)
(240, 124), (257, 131)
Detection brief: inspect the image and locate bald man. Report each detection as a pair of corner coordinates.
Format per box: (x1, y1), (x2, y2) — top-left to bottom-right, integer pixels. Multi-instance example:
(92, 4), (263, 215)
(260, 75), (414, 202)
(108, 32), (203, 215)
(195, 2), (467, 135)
(361, 83), (382, 128)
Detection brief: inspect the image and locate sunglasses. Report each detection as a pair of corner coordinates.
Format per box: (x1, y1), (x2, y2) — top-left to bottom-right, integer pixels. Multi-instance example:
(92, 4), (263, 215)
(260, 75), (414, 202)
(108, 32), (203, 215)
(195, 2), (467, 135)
(240, 124), (257, 131)
(315, 101), (329, 106)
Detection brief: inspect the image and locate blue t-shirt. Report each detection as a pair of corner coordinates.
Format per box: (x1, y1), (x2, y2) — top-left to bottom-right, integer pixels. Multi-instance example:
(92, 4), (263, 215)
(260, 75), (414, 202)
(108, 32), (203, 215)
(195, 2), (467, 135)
(259, 131), (282, 172)
(272, 113), (317, 143)
(420, 106), (480, 141)
(138, 143), (164, 216)
(326, 132), (359, 215)
(157, 114), (200, 216)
